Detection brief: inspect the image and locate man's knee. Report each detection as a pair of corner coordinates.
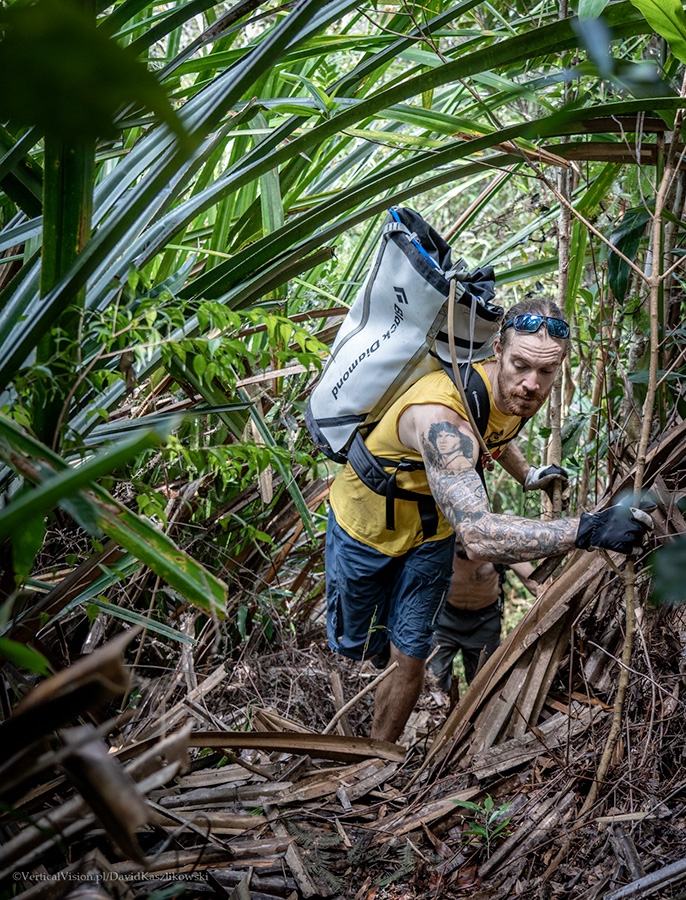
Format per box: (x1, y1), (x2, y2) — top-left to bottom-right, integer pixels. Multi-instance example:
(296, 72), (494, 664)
(389, 644), (426, 681)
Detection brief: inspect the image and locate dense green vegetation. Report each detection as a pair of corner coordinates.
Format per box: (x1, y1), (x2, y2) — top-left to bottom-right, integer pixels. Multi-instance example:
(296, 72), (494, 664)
(0, 0), (685, 673)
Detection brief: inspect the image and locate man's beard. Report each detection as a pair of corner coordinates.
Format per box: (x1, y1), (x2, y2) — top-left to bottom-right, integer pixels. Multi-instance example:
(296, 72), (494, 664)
(497, 370), (544, 417)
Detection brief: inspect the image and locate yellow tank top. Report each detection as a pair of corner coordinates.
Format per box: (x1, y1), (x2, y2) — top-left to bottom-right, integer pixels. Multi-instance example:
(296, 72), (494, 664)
(329, 364), (523, 556)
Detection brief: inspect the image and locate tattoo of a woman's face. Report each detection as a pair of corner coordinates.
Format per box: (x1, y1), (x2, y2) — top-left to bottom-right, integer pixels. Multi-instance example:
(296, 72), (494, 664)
(422, 421), (474, 470)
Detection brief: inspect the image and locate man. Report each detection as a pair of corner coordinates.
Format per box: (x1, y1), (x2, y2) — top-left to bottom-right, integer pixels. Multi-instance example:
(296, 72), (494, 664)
(325, 298), (650, 743)
(428, 555), (538, 694)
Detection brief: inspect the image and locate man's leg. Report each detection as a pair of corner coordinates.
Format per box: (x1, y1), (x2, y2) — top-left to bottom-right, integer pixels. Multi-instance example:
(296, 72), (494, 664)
(460, 603), (502, 683)
(371, 643), (426, 743)
(325, 508), (396, 664)
(428, 603), (465, 692)
(372, 534), (455, 743)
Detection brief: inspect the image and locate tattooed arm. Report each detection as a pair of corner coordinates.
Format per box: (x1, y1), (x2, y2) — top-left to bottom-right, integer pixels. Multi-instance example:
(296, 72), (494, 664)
(398, 404), (578, 563)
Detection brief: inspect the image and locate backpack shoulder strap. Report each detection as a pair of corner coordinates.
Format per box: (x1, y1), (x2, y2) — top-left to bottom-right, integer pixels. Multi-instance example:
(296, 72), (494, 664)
(343, 365), (522, 538)
(440, 360), (490, 437)
(440, 361), (528, 483)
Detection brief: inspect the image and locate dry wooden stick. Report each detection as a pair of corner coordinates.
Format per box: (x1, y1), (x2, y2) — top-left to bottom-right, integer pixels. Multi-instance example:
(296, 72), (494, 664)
(322, 662), (398, 735)
(546, 163), (573, 520)
(330, 671), (354, 736)
(604, 856), (686, 900)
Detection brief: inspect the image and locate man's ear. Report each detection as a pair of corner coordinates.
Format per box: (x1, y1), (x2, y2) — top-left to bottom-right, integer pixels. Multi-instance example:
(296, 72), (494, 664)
(493, 336), (502, 359)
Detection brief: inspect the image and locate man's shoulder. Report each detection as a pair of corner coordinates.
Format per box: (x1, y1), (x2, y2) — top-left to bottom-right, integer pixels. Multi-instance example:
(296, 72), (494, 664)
(404, 367), (459, 402)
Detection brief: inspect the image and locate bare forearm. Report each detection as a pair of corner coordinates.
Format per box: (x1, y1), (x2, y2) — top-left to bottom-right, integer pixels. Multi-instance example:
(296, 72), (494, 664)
(460, 506), (578, 563)
(410, 412), (578, 563)
(497, 441), (529, 485)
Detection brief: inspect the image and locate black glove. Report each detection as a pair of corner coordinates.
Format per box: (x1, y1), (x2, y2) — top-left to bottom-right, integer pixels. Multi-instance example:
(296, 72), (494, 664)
(575, 505), (653, 554)
(524, 464), (569, 500)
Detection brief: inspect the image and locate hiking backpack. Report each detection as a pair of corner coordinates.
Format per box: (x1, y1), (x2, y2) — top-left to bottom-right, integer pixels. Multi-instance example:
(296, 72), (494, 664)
(305, 206), (517, 538)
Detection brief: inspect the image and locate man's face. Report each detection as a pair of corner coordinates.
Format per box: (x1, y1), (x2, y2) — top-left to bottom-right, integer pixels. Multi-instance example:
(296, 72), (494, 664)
(493, 330), (565, 418)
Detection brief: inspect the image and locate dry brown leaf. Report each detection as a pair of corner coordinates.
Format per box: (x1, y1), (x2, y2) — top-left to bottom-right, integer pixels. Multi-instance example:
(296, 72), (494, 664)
(60, 724), (149, 864)
(0, 630), (140, 764)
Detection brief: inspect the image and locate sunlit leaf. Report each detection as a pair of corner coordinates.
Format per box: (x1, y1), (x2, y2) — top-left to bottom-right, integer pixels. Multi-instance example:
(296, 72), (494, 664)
(629, 0), (686, 64)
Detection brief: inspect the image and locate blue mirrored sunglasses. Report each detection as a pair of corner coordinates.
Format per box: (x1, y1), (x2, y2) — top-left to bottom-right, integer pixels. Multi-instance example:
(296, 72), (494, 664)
(503, 314), (570, 340)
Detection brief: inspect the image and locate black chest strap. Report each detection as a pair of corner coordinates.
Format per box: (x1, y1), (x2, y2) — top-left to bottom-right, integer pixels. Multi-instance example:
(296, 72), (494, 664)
(346, 432), (439, 539)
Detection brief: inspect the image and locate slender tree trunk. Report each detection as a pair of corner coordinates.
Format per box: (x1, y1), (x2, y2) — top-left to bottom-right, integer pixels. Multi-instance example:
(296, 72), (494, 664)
(33, 0), (95, 450)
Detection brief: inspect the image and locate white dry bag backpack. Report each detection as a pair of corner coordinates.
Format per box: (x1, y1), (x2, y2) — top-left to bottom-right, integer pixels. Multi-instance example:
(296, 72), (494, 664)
(306, 206), (504, 464)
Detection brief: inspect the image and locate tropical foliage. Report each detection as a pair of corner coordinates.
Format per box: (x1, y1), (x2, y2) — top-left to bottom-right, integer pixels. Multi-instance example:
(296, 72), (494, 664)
(0, 0), (685, 666)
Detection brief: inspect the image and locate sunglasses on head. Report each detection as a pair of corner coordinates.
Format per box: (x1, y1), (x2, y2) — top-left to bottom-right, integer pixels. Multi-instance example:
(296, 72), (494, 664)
(502, 314), (570, 340)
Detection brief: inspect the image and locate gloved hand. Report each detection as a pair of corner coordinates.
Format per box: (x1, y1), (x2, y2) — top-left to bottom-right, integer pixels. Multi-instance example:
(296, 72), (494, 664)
(524, 464), (569, 498)
(575, 505), (653, 554)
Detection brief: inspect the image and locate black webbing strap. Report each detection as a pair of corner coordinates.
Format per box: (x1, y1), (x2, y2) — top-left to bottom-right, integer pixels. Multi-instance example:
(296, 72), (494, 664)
(346, 432), (439, 539)
(440, 360), (489, 435)
(440, 359), (528, 474)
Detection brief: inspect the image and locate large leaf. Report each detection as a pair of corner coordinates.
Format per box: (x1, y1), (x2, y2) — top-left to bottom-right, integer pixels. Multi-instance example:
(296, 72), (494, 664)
(607, 206), (652, 302)
(0, 417), (227, 616)
(60, 725), (149, 863)
(86, 598), (196, 645)
(0, 421), (169, 541)
(629, 0), (686, 64)
(0, 0), (358, 390)
(0, 0), (188, 144)
(573, 16), (615, 77)
(93, 497), (227, 617)
(180, 98), (680, 301)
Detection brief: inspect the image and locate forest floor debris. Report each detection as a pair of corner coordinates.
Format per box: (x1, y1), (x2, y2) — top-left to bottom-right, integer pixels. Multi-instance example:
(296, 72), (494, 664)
(3, 425), (686, 899)
(3, 616), (686, 900)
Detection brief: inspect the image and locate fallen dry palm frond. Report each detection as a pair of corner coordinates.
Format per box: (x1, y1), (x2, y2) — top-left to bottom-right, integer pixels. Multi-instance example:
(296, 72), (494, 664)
(0, 627), (139, 765)
(422, 418), (686, 776)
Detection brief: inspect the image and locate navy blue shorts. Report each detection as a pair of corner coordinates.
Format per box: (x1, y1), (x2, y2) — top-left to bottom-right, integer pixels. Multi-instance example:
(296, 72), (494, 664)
(325, 508), (454, 663)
